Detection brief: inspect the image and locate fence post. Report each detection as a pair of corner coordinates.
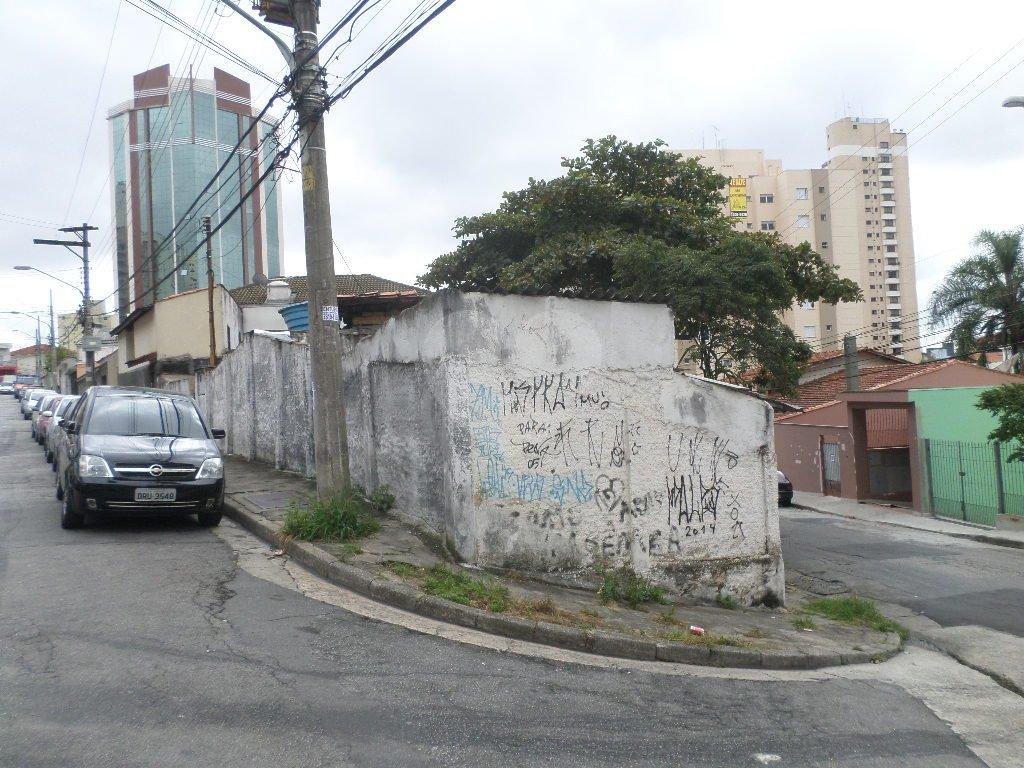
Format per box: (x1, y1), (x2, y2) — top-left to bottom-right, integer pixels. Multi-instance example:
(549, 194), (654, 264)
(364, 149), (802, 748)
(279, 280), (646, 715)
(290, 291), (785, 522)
(994, 442), (1006, 518)
(924, 438), (935, 515)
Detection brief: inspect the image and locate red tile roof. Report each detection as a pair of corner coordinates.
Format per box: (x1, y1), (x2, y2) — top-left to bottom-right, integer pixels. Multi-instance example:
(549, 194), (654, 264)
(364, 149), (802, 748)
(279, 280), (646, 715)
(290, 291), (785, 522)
(10, 344), (53, 357)
(776, 359), (975, 420)
(229, 274), (427, 307)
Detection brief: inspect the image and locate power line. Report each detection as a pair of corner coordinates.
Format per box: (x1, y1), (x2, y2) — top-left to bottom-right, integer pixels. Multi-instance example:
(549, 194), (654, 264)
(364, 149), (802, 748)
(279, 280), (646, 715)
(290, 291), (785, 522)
(62, 0), (124, 223)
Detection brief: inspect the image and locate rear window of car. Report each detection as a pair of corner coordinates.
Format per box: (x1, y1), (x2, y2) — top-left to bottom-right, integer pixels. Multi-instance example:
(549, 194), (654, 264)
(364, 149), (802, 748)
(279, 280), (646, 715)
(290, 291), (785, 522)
(39, 396), (59, 412)
(85, 396), (209, 439)
(55, 398), (78, 417)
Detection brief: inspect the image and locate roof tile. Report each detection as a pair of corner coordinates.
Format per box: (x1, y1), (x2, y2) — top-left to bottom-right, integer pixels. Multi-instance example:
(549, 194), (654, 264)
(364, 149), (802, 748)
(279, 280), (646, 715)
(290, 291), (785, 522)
(229, 274), (427, 306)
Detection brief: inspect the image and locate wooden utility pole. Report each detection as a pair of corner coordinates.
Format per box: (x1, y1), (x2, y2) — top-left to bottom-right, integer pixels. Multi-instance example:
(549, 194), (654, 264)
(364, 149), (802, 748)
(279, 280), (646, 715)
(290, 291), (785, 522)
(203, 217), (217, 368)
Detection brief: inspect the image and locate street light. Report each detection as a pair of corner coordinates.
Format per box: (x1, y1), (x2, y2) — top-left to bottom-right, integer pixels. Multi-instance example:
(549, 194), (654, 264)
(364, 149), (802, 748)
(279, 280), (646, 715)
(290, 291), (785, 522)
(1002, 96), (1024, 109)
(1, 298), (58, 387)
(14, 265), (84, 296)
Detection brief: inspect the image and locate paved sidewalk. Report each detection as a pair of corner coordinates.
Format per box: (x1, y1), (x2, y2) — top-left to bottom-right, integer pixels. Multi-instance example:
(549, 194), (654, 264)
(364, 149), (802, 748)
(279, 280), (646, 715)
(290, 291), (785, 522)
(791, 492), (1024, 549)
(222, 455), (901, 669)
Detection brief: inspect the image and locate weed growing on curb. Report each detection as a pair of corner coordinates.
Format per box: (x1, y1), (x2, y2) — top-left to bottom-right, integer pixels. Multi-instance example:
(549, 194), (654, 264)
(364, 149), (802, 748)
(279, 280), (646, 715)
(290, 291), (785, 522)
(282, 488), (382, 542)
(597, 566), (668, 608)
(659, 630), (752, 649)
(383, 560), (422, 579)
(792, 616), (816, 631)
(802, 597), (907, 641)
(423, 564), (510, 612)
(715, 593), (739, 610)
(744, 628), (769, 639)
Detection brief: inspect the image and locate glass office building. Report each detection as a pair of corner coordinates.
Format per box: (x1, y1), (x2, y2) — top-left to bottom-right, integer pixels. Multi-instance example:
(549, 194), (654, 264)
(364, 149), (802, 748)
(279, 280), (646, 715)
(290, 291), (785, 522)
(108, 65), (282, 318)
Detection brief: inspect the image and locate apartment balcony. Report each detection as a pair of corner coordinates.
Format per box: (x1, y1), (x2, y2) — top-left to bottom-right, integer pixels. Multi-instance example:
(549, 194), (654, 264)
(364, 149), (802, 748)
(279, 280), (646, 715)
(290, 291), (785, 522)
(882, 212), (896, 221)
(878, 162), (894, 171)
(886, 277), (900, 285)
(882, 226), (897, 233)
(879, 174), (894, 182)
(888, 327), (902, 335)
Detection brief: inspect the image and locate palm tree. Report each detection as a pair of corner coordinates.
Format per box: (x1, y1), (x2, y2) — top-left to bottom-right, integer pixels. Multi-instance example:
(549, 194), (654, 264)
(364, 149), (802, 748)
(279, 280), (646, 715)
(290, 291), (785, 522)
(930, 229), (1024, 366)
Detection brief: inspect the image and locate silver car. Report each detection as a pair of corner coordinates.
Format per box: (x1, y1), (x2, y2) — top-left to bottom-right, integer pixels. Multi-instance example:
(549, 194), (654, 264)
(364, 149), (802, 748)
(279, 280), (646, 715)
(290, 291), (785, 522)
(45, 395), (80, 465)
(22, 388), (55, 419)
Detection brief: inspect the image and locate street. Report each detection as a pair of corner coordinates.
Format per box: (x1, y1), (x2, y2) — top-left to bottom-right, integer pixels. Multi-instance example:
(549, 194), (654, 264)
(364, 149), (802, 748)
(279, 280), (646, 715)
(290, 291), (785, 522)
(781, 508), (1024, 637)
(0, 395), (1018, 768)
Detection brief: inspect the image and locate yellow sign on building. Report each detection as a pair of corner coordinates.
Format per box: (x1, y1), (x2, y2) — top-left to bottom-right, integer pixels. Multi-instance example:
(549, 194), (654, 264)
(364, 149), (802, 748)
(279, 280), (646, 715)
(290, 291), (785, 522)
(728, 177), (747, 216)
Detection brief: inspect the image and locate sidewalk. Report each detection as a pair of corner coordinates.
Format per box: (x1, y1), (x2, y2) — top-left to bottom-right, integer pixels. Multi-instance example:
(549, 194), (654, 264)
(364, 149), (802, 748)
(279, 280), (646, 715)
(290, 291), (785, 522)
(221, 456), (901, 670)
(790, 492), (1024, 549)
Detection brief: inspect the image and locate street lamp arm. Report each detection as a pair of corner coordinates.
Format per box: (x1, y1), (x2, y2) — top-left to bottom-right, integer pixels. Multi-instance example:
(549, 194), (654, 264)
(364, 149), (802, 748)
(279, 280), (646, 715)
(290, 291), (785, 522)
(218, 0), (296, 69)
(13, 266), (85, 296)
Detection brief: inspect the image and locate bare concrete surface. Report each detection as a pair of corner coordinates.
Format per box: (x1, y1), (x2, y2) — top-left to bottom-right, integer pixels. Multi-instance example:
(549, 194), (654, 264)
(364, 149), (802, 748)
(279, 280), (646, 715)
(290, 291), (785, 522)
(1, 396), (1019, 767)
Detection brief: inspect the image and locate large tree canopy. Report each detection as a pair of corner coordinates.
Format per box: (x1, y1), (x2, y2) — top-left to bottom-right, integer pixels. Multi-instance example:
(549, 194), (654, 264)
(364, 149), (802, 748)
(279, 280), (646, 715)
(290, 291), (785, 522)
(930, 229), (1024, 366)
(419, 137), (861, 393)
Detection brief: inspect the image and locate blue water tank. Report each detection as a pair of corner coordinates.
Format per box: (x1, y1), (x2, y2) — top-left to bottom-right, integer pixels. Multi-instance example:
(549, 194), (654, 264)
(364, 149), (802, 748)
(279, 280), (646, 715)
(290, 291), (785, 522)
(278, 301), (309, 333)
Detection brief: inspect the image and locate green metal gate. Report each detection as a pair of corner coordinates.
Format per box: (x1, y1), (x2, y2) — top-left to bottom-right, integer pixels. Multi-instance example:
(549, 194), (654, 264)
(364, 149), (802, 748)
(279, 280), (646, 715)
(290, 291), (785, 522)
(923, 439), (1024, 527)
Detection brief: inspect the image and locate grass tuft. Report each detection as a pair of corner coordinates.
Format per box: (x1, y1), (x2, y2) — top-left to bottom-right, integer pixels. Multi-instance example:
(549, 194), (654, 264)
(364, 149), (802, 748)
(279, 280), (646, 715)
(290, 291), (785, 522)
(792, 616), (816, 631)
(383, 560), (422, 579)
(281, 488), (381, 542)
(659, 630), (752, 649)
(423, 564), (510, 612)
(597, 566), (668, 608)
(802, 597), (907, 641)
(715, 593), (739, 610)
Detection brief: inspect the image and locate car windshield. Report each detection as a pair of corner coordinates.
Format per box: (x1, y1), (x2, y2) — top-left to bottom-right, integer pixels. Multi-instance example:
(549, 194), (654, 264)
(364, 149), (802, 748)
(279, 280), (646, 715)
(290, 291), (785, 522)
(86, 396), (209, 439)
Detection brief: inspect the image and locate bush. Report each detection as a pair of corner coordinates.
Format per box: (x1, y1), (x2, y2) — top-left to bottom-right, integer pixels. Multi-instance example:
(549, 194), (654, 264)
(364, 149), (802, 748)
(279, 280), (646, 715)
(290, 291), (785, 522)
(282, 488), (381, 542)
(597, 565), (667, 608)
(423, 564), (510, 612)
(369, 485), (396, 513)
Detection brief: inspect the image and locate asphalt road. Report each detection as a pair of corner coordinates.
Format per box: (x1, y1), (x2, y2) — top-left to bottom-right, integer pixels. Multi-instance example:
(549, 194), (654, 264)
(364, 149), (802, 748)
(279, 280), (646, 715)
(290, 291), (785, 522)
(0, 397), (995, 767)
(781, 508), (1024, 638)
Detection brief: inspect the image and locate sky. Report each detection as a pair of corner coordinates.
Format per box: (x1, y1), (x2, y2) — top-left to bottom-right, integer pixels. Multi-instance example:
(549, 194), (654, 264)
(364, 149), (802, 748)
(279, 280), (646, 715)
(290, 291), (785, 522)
(2, 0), (1024, 352)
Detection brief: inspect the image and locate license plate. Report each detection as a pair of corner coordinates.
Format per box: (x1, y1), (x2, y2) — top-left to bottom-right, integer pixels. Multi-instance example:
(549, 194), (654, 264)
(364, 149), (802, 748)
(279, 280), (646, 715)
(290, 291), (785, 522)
(134, 487), (176, 502)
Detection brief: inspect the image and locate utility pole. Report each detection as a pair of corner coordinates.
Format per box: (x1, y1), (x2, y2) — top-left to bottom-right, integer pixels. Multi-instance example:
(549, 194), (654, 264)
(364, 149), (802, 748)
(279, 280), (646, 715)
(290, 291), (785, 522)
(203, 217), (217, 368)
(34, 319), (41, 380)
(843, 333), (860, 392)
(48, 290), (57, 390)
(225, 0), (350, 497)
(33, 223), (99, 388)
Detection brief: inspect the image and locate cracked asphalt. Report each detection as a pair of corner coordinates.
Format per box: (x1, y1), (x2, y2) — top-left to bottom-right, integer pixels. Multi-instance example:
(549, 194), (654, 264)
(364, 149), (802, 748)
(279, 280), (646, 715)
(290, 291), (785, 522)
(0, 396), (999, 767)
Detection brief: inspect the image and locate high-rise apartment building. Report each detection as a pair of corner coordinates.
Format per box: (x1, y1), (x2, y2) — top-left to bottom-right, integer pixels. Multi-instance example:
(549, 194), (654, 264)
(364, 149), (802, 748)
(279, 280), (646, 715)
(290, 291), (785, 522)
(108, 65), (282, 319)
(678, 117), (920, 361)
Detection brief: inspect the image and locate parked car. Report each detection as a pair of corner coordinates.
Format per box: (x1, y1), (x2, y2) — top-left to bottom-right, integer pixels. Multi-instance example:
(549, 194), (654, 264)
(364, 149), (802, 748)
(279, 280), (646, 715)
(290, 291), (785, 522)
(57, 386), (227, 529)
(0, 374), (15, 395)
(46, 395), (80, 464)
(33, 394), (62, 441)
(14, 375), (42, 399)
(778, 470), (793, 507)
(22, 388), (55, 419)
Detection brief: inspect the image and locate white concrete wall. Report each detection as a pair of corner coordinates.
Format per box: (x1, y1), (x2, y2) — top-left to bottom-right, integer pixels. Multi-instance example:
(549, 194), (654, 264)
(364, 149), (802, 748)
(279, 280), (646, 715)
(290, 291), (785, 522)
(343, 292), (783, 604)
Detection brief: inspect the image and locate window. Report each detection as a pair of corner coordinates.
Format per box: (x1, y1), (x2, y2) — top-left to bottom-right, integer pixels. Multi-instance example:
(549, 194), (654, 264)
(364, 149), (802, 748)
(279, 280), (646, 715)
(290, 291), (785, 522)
(886, 245), (896, 252)
(864, 181), (870, 187)
(85, 396), (208, 439)
(761, 220), (775, 231)
(867, 233), (873, 238)
(759, 193), (774, 203)
(871, 309), (878, 315)
(863, 169), (869, 175)
(826, 324), (832, 331)
(880, 141), (889, 149)
(746, 223), (753, 229)
(821, 241), (829, 249)
(881, 181), (893, 188)
(818, 185), (825, 193)
(803, 325), (817, 339)
(820, 213), (827, 221)
(796, 214), (810, 228)
(796, 187), (808, 200)
(865, 207), (872, 213)
(880, 155), (892, 163)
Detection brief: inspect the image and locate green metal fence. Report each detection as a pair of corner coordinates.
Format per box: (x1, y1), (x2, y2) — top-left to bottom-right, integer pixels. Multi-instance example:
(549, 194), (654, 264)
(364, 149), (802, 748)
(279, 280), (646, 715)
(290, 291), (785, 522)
(923, 438), (1024, 528)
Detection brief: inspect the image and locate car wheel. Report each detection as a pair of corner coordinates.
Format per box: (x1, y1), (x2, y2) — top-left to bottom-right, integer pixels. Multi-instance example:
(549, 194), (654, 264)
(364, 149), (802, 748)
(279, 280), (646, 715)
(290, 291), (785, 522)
(60, 492), (85, 529)
(46, 450), (53, 464)
(196, 512), (222, 527)
(55, 479), (64, 500)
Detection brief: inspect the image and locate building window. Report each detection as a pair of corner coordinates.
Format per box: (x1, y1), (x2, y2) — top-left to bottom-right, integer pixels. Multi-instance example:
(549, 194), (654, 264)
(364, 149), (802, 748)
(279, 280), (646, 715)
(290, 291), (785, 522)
(886, 245), (896, 252)
(871, 309), (878, 315)
(803, 325), (817, 338)
(880, 155), (892, 163)
(826, 324), (832, 331)
(880, 141), (889, 149)
(761, 220), (775, 231)
(796, 214), (810, 228)
(795, 187), (808, 200)
(863, 169), (869, 175)
(746, 223), (753, 229)
(863, 181), (870, 187)
(821, 241), (829, 249)
(820, 213), (826, 221)
(818, 185), (825, 193)
(759, 193), (774, 203)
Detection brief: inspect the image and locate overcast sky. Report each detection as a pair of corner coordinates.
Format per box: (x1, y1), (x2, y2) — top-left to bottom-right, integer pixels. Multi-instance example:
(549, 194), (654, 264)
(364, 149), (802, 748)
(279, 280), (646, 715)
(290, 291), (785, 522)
(3, 1), (1024, 351)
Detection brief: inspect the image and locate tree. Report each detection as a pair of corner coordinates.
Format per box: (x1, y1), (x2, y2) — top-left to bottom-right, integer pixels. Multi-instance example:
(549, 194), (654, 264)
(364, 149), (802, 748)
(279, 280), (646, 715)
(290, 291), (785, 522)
(978, 384), (1024, 461)
(419, 136), (861, 394)
(930, 229), (1024, 368)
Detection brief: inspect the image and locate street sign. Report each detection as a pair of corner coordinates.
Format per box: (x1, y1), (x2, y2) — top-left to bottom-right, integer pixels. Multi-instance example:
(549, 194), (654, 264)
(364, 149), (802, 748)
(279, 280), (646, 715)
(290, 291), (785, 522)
(321, 305), (339, 323)
(79, 336), (103, 352)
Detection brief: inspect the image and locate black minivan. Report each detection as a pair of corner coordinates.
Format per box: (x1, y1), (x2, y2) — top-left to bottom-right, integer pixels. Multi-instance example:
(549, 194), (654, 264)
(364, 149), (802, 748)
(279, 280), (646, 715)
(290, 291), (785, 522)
(58, 386), (226, 529)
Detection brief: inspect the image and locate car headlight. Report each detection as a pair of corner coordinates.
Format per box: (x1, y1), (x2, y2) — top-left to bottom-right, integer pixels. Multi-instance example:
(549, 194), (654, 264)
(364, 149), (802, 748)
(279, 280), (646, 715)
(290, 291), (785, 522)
(79, 455), (113, 478)
(196, 458), (223, 479)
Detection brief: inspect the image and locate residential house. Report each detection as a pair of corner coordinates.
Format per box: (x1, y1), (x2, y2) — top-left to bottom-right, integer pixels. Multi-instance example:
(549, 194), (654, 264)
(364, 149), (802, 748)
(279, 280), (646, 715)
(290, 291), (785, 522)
(10, 344), (53, 376)
(774, 359), (1021, 512)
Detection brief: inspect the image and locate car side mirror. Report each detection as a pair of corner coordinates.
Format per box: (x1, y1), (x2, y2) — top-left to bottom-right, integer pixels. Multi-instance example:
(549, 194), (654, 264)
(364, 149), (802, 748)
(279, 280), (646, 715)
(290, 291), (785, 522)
(65, 422), (78, 435)
(211, 428), (226, 439)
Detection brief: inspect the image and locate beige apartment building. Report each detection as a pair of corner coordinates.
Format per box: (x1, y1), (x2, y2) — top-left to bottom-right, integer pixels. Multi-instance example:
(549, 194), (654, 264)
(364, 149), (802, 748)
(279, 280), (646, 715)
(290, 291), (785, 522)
(678, 117), (920, 362)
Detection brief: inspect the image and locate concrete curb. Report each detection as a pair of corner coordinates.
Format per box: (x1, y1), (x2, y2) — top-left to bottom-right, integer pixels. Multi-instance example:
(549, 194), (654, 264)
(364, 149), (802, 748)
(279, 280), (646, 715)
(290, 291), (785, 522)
(224, 497), (901, 670)
(790, 502), (1024, 550)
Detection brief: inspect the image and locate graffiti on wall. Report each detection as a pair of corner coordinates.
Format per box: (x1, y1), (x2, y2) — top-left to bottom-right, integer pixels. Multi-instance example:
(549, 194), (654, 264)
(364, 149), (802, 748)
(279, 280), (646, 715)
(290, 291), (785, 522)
(467, 373), (751, 562)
